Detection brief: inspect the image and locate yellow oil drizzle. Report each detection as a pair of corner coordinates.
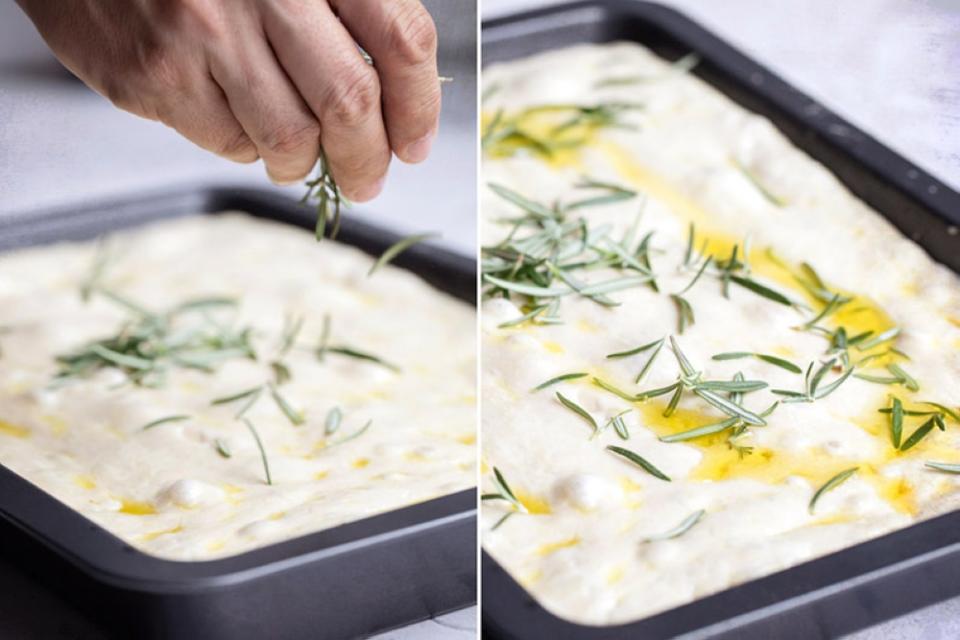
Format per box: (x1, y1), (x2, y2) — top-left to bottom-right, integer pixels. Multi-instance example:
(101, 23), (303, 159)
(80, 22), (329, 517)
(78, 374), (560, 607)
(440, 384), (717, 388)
(536, 536), (580, 556)
(119, 499), (157, 516)
(606, 565), (625, 585)
(482, 108), (596, 169)
(542, 340), (565, 354)
(518, 569), (543, 587)
(638, 402), (920, 515)
(314, 470), (329, 480)
(0, 420), (30, 438)
(73, 474), (97, 490)
(457, 433), (477, 445)
(352, 458), (370, 469)
(514, 490), (552, 514)
(139, 525), (183, 542)
(597, 139), (902, 345)
(268, 511), (286, 521)
(206, 540), (227, 553)
(41, 415), (67, 436)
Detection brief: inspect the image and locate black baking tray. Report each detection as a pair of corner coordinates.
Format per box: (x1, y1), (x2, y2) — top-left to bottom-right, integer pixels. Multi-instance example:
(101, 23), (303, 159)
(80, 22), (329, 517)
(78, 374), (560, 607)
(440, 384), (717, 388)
(0, 187), (477, 640)
(481, 2), (960, 639)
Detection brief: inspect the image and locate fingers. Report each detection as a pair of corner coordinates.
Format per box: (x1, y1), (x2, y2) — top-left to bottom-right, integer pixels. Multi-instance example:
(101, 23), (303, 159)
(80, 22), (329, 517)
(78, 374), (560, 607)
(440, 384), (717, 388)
(331, 0), (441, 165)
(208, 13), (320, 184)
(262, 1), (391, 202)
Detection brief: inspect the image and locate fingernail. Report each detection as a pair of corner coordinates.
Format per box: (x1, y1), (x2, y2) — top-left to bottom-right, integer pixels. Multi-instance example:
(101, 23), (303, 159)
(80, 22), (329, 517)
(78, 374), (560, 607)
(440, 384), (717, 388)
(403, 130), (436, 164)
(352, 175), (386, 202)
(267, 170), (299, 187)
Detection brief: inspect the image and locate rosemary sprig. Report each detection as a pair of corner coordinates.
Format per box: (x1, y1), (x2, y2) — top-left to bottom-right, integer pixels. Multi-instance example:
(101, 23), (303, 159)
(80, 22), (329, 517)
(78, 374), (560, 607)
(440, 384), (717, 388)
(642, 509), (705, 542)
(606, 445), (670, 481)
(56, 289), (255, 388)
(368, 232), (440, 276)
(302, 149), (347, 241)
(809, 467), (858, 514)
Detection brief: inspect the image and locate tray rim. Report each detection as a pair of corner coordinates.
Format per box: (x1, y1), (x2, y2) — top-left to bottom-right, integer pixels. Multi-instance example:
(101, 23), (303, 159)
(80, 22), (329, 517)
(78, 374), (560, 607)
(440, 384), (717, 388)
(0, 185), (478, 593)
(480, 0), (960, 637)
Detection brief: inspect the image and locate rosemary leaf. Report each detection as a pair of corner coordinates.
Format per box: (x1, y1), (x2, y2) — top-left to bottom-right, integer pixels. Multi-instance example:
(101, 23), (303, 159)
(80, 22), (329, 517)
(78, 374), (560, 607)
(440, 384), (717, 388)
(901, 417), (938, 451)
(729, 275), (792, 306)
(532, 372), (588, 392)
(642, 509), (705, 542)
(368, 232), (440, 276)
(242, 418), (272, 485)
(324, 406), (343, 436)
(658, 417), (739, 443)
(141, 415), (190, 431)
(925, 462), (960, 474)
(890, 397), (904, 449)
(326, 346), (401, 372)
(556, 391), (599, 433)
(269, 384), (305, 426)
(215, 438), (232, 458)
(809, 467), (858, 514)
(606, 445), (670, 481)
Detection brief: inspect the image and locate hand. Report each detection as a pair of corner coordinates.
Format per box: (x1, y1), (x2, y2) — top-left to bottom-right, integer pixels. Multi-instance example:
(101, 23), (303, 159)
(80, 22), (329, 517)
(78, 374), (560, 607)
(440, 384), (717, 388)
(15, 0), (442, 201)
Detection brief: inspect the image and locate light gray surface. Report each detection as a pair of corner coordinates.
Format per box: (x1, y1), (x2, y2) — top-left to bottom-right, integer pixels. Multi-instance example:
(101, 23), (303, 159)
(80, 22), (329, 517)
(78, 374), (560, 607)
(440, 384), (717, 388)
(0, 0), (478, 255)
(482, 1), (960, 639)
(484, 0), (960, 192)
(0, 1), (476, 639)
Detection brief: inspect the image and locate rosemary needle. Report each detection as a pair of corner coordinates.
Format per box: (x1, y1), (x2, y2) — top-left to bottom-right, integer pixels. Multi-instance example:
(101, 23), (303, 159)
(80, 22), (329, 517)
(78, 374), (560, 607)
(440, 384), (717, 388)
(242, 418), (272, 485)
(141, 415), (191, 431)
(531, 372), (588, 392)
(607, 445), (670, 481)
(925, 462), (960, 474)
(215, 439), (232, 458)
(642, 509), (705, 542)
(809, 467), (858, 514)
(324, 406), (343, 436)
(269, 383), (305, 426)
(368, 232), (440, 276)
(555, 391), (599, 433)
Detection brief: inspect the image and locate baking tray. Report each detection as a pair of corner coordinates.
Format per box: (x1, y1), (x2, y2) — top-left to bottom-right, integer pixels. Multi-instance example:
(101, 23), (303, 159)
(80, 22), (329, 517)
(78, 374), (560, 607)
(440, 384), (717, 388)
(481, 2), (960, 639)
(0, 186), (477, 640)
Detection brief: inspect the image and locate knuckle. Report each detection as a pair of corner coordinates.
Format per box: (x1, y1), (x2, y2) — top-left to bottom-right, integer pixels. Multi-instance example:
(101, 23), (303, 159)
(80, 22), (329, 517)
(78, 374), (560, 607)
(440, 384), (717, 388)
(386, 5), (438, 67)
(137, 43), (186, 91)
(217, 129), (258, 162)
(323, 68), (381, 127)
(261, 121), (320, 157)
(160, 0), (225, 39)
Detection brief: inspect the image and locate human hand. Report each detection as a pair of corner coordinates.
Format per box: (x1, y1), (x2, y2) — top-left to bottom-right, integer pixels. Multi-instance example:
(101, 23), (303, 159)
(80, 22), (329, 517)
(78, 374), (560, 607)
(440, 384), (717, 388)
(15, 0), (442, 201)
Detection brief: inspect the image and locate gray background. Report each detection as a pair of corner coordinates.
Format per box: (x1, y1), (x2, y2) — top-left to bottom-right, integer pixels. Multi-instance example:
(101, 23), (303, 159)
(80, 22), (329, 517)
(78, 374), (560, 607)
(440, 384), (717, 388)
(483, 1), (960, 639)
(0, 0), (476, 638)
